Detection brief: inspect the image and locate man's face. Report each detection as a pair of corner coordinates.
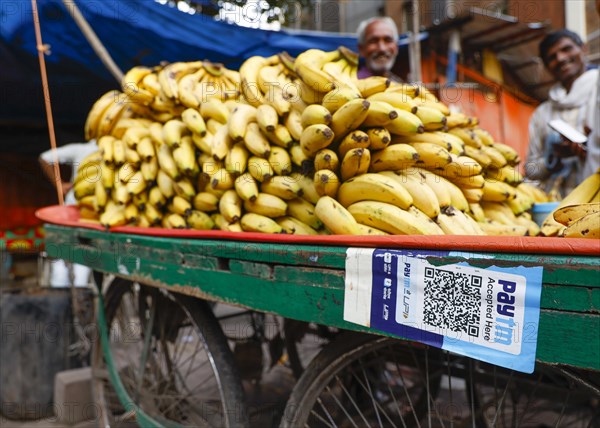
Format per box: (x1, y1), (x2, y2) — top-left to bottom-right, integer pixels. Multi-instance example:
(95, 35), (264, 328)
(543, 37), (586, 88)
(359, 21), (398, 75)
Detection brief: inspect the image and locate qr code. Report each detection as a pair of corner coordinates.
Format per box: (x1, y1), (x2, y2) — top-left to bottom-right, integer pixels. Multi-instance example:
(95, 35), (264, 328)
(422, 267), (482, 337)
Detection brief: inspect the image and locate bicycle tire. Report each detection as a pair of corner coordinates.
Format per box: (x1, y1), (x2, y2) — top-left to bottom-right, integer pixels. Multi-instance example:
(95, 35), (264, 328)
(91, 274), (249, 427)
(281, 332), (443, 428)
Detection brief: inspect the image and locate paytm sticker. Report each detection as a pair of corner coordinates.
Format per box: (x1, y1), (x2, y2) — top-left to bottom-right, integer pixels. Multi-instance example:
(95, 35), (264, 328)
(344, 248), (543, 373)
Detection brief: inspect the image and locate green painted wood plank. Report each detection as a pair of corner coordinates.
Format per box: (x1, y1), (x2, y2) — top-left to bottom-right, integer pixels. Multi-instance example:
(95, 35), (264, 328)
(541, 285), (600, 313)
(46, 236), (600, 314)
(46, 225), (600, 288)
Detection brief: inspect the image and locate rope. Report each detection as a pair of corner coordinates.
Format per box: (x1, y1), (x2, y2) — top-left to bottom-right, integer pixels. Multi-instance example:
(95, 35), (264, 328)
(31, 0), (64, 205)
(62, 0), (124, 83)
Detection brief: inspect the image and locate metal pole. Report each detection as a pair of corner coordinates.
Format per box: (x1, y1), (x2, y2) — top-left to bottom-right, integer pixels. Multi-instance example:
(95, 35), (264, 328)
(61, 0), (123, 83)
(409, 0), (422, 83)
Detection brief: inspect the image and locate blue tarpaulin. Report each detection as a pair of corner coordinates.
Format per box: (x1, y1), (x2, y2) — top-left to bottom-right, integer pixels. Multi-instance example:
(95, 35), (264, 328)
(1, 0), (425, 151)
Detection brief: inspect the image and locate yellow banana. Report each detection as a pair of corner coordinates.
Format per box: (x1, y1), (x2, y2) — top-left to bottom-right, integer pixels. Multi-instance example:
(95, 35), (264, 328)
(487, 165), (523, 185)
(225, 142), (249, 175)
(301, 104), (333, 127)
(366, 127), (391, 150)
(355, 223), (389, 235)
(284, 108), (303, 141)
(125, 171), (146, 195)
(228, 103), (257, 142)
(447, 174), (485, 189)
(84, 90), (121, 140)
(411, 142), (453, 169)
(94, 180), (107, 211)
(193, 191), (220, 212)
(140, 157), (158, 183)
(289, 173), (320, 204)
(514, 215), (540, 236)
(563, 212), (600, 239)
(172, 136), (198, 176)
(218, 189), (242, 223)
(239, 56), (270, 106)
(410, 168), (452, 208)
(287, 197), (322, 229)
(366, 91), (417, 113)
(368, 144), (419, 173)
(294, 49), (339, 93)
(554, 203), (600, 226)
(482, 179), (517, 202)
(361, 101), (398, 127)
(394, 131), (465, 155)
(472, 128), (495, 146)
(243, 122), (271, 158)
(356, 76), (390, 98)
(330, 98), (370, 141)
(192, 131), (213, 155)
(480, 145), (507, 169)
(337, 173), (412, 210)
(157, 144), (180, 180)
(205, 165), (235, 190)
(479, 222), (528, 236)
(313, 169), (340, 198)
(200, 98), (230, 124)
(276, 216), (319, 235)
(247, 156), (274, 182)
(244, 193), (288, 218)
(173, 177), (196, 200)
(348, 200), (442, 235)
(382, 171), (440, 218)
(448, 127), (482, 148)
(340, 148), (371, 181)
(148, 186), (167, 210)
(385, 110), (424, 136)
(337, 129), (370, 158)
(162, 119), (189, 149)
(414, 105), (447, 131)
(407, 206), (445, 235)
(462, 188), (484, 203)
(315, 196), (361, 235)
(256, 104), (279, 133)
(187, 209), (215, 230)
(314, 149), (340, 172)
(211, 124), (233, 161)
(181, 108), (207, 136)
(300, 124), (335, 158)
(99, 205), (127, 228)
(289, 144), (312, 173)
(260, 176), (302, 200)
(112, 138), (127, 166)
(268, 146), (292, 176)
(321, 87), (361, 114)
(240, 213), (284, 234)
(463, 145), (492, 168)
(491, 142), (520, 165)
(136, 137), (156, 162)
(144, 202), (163, 226)
(265, 124), (293, 149)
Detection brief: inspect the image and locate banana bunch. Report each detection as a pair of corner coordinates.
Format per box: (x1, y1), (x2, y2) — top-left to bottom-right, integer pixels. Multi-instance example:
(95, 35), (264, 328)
(293, 47), (360, 99)
(540, 170), (600, 237)
(553, 202), (600, 239)
(78, 47), (558, 237)
(238, 52), (302, 116)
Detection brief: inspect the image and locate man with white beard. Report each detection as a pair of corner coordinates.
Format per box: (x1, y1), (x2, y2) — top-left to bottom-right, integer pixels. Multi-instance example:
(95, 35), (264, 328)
(356, 17), (401, 81)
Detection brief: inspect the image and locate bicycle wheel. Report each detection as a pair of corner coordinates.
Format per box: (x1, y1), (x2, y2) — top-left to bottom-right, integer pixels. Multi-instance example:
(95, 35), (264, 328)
(281, 332), (443, 428)
(281, 330), (600, 428)
(470, 362), (600, 427)
(91, 275), (249, 427)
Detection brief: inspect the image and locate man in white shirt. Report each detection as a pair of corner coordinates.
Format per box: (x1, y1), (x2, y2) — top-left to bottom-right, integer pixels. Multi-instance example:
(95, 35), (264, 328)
(525, 30), (599, 198)
(39, 141), (98, 287)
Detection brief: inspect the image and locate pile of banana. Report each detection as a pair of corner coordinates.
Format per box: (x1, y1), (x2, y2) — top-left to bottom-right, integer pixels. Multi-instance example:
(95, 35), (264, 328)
(75, 47), (556, 236)
(84, 60), (241, 141)
(540, 170), (600, 238)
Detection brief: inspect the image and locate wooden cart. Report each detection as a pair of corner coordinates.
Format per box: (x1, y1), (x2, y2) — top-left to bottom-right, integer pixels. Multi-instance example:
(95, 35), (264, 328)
(41, 210), (600, 428)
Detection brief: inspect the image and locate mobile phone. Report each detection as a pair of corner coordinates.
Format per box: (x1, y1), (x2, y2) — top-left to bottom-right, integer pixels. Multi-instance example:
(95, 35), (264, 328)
(548, 119), (587, 144)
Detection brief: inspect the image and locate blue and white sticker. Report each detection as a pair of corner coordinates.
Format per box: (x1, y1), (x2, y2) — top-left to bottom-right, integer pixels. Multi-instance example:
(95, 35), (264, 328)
(344, 248), (544, 373)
